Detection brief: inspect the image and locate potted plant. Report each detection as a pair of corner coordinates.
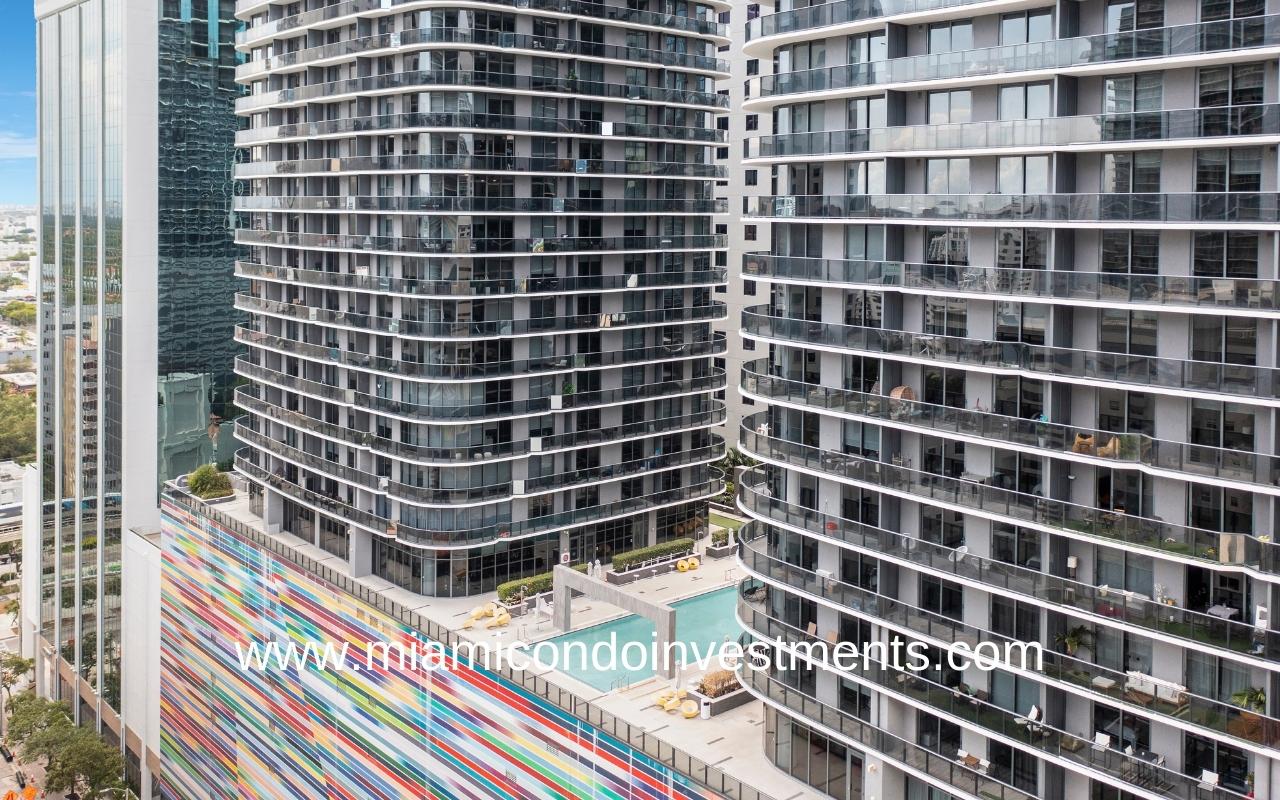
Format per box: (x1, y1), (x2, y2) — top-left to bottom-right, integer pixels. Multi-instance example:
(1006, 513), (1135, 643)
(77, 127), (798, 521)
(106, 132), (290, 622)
(1228, 688), (1268, 742)
(1056, 625), (1094, 657)
(1231, 686), (1267, 713)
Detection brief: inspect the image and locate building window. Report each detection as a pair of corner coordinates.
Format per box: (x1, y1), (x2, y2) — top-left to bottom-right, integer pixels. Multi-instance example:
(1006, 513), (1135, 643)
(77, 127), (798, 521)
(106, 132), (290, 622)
(928, 89), (973, 124)
(1099, 310), (1158, 356)
(746, 114), (759, 131)
(717, 116), (729, 131)
(1201, 0), (1265, 22)
(927, 20), (973, 53)
(1000, 9), (1053, 44)
(926, 158), (971, 193)
(924, 366), (965, 408)
(1106, 0), (1164, 31)
(744, 225), (757, 241)
(715, 223), (728, 235)
(745, 169), (758, 186)
(1199, 62), (1264, 107)
(716, 146), (729, 159)
(746, 58), (759, 76)
(1101, 230), (1159, 274)
(997, 228), (1049, 269)
(1103, 151), (1161, 193)
(998, 83), (1051, 120)
(744, 279), (757, 296)
(1193, 231), (1258, 277)
(1104, 73), (1163, 113)
(919, 574), (964, 621)
(998, 155), (1051, 194)
(924, 227), (968, 265)
(1196, 147), (1263, 192)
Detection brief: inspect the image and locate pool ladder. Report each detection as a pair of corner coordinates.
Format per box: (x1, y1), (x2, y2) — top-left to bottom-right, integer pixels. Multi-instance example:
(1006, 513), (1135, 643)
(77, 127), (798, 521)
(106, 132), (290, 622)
(610, 673), (632, 691)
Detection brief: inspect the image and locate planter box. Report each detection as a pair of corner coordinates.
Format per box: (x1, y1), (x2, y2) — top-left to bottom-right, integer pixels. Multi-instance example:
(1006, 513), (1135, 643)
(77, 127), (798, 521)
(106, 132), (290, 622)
(704, 543), (737, 560)
(605, 552), (692, 585)
(687, 686), (753, 717)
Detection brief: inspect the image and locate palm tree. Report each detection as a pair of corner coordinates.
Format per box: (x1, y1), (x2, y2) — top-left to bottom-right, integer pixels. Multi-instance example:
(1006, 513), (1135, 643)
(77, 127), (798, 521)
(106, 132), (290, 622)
(1231, 686), (1267, 713)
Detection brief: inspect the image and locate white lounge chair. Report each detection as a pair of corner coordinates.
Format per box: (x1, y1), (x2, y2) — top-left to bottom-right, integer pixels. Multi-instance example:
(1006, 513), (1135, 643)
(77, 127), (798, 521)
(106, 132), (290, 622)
(1092, 732), (1111, 753)
(1198, 770), (1219, 790)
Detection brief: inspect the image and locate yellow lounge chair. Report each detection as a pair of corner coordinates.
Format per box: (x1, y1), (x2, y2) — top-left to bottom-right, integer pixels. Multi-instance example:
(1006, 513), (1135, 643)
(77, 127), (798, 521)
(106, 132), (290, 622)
(680, 699), (699, 719)
(663, 697), (682, 713)
(687, 557), (699, 570)
(485, 612), (511, 629)
(654, 691), (674, 708)
(677, 559), (689, 572)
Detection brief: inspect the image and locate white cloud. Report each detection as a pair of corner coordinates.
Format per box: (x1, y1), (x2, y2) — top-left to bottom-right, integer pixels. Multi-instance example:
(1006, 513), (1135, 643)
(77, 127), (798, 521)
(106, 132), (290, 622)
(0, 132), (35, 159)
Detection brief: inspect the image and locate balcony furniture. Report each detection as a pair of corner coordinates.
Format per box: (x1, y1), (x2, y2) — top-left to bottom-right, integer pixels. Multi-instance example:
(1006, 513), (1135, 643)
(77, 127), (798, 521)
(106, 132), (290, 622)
(1207, 604), (1239, 620)
(977, 758), (991, 775)
(1092, 732), (1112, 753)
(1091, 675), (1117, 691)
(1072, 433), (1096, 454)
(1198, 770), (1220, 791)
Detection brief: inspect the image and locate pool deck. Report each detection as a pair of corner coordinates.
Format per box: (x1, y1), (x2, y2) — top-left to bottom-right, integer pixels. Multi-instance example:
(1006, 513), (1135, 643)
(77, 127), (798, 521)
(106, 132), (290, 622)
(204, 492), (821, 800)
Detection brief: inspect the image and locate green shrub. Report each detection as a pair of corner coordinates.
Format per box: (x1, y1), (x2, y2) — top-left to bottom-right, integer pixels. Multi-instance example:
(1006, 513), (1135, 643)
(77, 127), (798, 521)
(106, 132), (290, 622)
(188, 464), (233, 499)
(711, 529), (729, 547)
(612, 537), (695, 573)
(496, 564), (588, 604)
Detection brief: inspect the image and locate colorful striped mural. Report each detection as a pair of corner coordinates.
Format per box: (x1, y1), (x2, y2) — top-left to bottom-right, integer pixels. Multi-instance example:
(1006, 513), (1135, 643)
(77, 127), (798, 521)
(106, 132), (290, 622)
(158, 497), (719, 800)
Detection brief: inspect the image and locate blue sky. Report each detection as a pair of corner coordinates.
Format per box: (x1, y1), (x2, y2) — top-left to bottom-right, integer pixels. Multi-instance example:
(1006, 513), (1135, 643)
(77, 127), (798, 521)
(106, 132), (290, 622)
(0, 6), (36, 206)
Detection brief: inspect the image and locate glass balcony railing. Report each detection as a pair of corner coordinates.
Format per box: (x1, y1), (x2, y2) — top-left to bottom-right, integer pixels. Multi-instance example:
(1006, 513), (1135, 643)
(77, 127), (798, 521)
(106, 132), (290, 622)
(237, 325), (724, 382)
(747, 16), (1280, 97)
(237, 293), (726, 339)
(238, 261), (727, 297)
(738, 421), (1279, 597)
(235, 112), (725, 146)
(745, 105), (1280, 158)
(236, 356), (726, 422)
(739, 597), (1273, 788)
(745, 0), (1010, 40)
(742, 253), (1280, 314)
(237, 386), (725, 466)
(237, 0), (727, 47)
(236, 230), (725, 256)
(236, 27), (728, 80)
(737, 473), (1280, 691)
(738, 535), (1262, 799)
(742, 308), (1280, 402)
(743, 193), (1280, 224)
(235, 196), (726, 215)
(739, 661), (1038, 800)
(237, 419), (722, 505)
(235, 451), (722, 548)
(234, 154), (724, 180)
(237, 69), (727, 113)
(740, 363), (1280, 492)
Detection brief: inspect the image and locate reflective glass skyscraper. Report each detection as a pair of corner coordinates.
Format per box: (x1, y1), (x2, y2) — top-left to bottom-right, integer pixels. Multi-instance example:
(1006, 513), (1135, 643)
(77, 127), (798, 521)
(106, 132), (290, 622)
(736, 1), (1280, 799)
(232, 0), (729, 596)
(32, 0), (241, 784)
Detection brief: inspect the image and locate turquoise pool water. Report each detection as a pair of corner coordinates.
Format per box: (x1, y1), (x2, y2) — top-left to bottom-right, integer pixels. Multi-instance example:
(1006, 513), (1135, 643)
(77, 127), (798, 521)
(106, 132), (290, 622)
(543, 586), (740, 692)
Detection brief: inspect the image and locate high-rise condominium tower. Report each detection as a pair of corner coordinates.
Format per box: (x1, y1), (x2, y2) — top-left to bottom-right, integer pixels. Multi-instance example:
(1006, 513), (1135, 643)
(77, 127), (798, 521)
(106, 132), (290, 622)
(232, 0), (728, 596)
(735, 1), (1280, 799)
(30, 0), (241, 785)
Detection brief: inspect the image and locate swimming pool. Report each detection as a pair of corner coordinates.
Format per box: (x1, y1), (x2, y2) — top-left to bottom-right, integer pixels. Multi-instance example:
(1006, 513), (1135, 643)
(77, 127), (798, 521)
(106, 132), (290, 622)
(543, 585), (741, 692)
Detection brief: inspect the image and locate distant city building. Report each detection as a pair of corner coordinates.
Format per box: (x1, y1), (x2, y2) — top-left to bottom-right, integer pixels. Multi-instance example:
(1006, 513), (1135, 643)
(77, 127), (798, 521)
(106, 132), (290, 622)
(28, 0), (241, 793)
(0, 371), (38, 394)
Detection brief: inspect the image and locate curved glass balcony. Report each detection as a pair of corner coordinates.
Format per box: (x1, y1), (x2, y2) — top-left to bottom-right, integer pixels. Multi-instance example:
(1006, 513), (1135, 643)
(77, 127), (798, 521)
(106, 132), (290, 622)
(238, 419), (722, 505)
(236, 27), (729, 80)
(738, 668), (1035, 800)
(236, 357), (726, 422)
(741, 596), (1277, 771)
(745, 0), (1011, 41)
(237, 231), (725, 257)
(235, 451), (722, 548)
(742, 254), (1280, 314)
(746, 105), (1280, 159)
(738, 473), (1280, 681)
(238, 294), (726, 339)
(238, 262), (728, 297)
(739, 421), (1277, 590)
(747, 16), (1280, 99)
(237, 0), (729, 46)
(234, 196), (727, 216)
(740, 363), (1280, 492)
(238, 326), (724, 383)
(235, 154), (724, 180)
(739, 536), (1268, 798)
(235, 112), (726, 146)
(743, 193), (1280, 225)
(742, 308), (1280, 402)
(237, 70), (727, 114)
(237, 386), (725, 465)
